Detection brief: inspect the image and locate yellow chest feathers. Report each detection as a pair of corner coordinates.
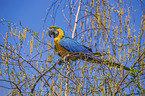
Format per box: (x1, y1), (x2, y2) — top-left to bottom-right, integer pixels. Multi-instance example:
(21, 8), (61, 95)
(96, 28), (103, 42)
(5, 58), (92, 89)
(54, 38), (69, 57)
(54, 28), (69, 57)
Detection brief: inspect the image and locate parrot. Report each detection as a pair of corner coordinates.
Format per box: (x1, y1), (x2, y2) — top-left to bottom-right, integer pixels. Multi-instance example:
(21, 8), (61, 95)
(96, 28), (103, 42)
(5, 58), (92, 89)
(48, 26), (130, 71)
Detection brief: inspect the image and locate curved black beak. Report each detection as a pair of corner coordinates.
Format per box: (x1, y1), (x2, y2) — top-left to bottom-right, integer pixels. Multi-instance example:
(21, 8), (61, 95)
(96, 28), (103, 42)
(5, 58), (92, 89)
(48, 28), (54, 38)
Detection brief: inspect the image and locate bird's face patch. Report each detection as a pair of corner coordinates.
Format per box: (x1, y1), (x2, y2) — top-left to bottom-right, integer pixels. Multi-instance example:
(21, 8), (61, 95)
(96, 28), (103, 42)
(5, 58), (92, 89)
(48, 27), (59, 38)
(48, 26), (65, 39)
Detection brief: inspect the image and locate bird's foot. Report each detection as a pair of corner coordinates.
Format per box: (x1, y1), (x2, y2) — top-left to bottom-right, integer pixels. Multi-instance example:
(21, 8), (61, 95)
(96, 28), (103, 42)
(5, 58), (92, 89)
(64, 55), (70, 63)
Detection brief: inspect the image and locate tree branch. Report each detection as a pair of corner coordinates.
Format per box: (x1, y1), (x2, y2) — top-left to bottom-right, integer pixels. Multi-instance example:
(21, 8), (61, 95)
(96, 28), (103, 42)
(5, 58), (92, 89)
(31, 62), (58, 94)
(72, 0), (81, 39)
(114, 50), (145, 95)
(0, 79), (23, 96)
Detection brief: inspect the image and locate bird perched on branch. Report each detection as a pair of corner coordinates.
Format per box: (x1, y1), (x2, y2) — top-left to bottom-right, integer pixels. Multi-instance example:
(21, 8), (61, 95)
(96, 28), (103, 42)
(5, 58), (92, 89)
(48, 26), (130, 70)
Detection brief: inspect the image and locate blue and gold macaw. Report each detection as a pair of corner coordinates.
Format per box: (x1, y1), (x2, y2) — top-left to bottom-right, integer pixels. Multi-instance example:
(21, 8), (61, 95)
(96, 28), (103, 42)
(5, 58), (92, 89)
(48, 26), (130, 70)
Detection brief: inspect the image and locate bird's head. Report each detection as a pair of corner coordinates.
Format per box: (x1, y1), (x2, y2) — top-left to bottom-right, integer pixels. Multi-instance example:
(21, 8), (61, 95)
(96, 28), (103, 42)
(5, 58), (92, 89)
(48, 26), (65, 38)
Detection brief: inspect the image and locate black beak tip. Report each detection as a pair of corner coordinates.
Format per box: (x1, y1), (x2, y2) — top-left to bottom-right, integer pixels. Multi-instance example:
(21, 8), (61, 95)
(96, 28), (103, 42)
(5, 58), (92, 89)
(48, 28), (52, 37)
(49, 33), (51, 37)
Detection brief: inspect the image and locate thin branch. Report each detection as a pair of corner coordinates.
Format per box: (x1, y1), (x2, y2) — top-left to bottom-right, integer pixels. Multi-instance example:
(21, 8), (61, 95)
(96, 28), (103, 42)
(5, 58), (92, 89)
(65, 63), (71, 96)
(114, 50), (145, 95)
(31, 62), (58, 94)
(72, 0), (81, 39)
(0, 79), (23, 96)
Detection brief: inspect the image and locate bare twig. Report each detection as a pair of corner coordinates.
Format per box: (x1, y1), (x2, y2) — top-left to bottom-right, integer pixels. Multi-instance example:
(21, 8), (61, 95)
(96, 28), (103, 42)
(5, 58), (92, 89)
(65, 63), (71, 96)
(72, 0), (81, 39)
(31, 62), (58, 94)
(0, 79), (23, 96)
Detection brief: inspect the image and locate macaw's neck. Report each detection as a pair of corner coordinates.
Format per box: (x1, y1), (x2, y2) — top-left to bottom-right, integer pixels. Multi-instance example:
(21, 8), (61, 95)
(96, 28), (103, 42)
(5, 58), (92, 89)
(54, 28), (65, 43)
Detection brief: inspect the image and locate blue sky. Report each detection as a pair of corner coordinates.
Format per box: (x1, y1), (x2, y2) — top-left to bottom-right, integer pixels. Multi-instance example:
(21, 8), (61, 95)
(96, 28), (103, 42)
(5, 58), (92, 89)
(0, 0), (72, 38)
(0, 0), (145, 95)
(0, 0), (48, 31)
(1, 0), (144, 37)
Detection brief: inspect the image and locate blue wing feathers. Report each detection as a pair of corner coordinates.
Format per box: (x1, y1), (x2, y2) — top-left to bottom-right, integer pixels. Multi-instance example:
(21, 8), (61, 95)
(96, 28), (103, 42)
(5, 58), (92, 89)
(59, 37), (92, 53)
(59, 37), (95, 60)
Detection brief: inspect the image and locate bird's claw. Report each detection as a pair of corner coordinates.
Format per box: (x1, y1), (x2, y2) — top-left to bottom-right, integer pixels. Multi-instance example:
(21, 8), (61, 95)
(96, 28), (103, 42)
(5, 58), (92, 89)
(64, 55), (70, 62)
